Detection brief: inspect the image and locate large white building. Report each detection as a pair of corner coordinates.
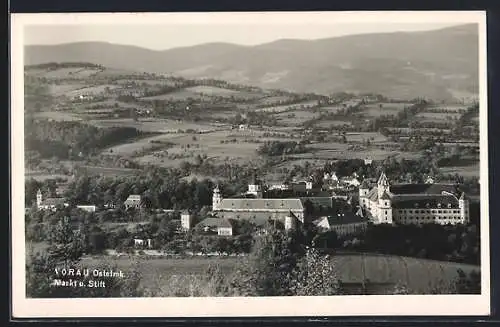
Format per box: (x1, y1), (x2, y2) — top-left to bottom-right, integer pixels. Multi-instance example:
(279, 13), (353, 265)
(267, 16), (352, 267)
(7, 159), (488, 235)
(359, 173), (470, 225)
(211, 175), (335, 230)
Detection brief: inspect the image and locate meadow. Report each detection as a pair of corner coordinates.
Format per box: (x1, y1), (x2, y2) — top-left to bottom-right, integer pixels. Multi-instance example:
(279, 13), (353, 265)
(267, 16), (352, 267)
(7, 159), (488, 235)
(89, 118), (217, 133)
(79, 253), (480, 295)
(33, 111), (83, 122)
(414, 111), (462, 122)
(64, 85), (121, 97)
(255, 100), (318, 113)
(48, 83), (88, 96)
(274, 110), (320, 126)
(360, 102), (408, 117)
(439, 163), (480, 178)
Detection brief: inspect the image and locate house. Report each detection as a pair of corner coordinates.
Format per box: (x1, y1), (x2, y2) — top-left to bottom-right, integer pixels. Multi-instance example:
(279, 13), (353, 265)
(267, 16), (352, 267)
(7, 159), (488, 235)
(181, 211), (193, 231)
(124, 195), (142, 210)
(313, 208), (368, 236)
(76, 205), (97, 213)
(36, 189), (69, 211)
(196, 218), (233, 236)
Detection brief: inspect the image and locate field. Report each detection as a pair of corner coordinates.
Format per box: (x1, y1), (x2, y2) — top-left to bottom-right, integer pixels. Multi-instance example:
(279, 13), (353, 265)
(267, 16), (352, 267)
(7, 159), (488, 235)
(427, 104), (469, 112)
(64, 85), (120, 97)
(80, 166), (140, 176)
(274, 110), (319, 126)
(25, 171), (69, 181)
(141, 89), (205, 101)
(319, 105), (344, 114)
(88, 118), (217, 133)
(315, 120), (353, 128)
(255, 100), (318, 113)
(80, 253), (480, 295)
(360, 102), (408, 117)
(48, 83), (87, 96)
(439, 163), (480, 178)
(414, 112), (462, 122)
(33, 111), (83, 122)
(257, 95), (295, 106)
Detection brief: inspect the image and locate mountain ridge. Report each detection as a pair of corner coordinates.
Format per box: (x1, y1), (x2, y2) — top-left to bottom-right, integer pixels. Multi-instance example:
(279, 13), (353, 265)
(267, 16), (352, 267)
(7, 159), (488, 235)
(24, 24), (479, 100)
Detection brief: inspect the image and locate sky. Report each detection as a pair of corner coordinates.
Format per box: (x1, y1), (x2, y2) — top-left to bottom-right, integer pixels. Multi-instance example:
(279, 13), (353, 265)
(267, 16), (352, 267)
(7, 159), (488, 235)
(24, 22), (465, 51)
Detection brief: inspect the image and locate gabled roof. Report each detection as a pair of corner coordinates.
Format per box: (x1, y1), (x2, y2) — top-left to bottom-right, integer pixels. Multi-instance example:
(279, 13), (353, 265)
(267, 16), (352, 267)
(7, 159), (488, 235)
(314, 212), (367, 227)
(366, 188), (379, 201)
(197, 217), (233, 229)
(379, 191), (391, 200)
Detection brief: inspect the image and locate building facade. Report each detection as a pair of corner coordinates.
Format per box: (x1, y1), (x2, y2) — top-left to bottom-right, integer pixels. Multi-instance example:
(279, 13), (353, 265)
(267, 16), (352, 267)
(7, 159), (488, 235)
(359, 173), (470, 225)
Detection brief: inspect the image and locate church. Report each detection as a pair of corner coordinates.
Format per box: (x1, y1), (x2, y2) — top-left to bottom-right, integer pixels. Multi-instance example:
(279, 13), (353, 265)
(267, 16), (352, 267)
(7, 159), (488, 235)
(359, 173), (470, 225)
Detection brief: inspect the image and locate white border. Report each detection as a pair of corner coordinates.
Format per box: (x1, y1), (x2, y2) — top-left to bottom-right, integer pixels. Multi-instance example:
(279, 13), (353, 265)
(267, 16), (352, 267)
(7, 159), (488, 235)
(11, 11), (490, 318)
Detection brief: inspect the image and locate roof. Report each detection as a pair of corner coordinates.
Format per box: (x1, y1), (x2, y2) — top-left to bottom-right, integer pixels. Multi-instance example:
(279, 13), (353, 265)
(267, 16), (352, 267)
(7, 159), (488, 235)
(42, 197), (67, 206)
(197, 218), (233, 229)
(315, 212), (367, 227)
(125, 195), (141, 203)
(219, 198), (304, 211)
(379, 191), (391, 200)
(366, 188), (378, 201)
(360, 180), (370, 189)
(378, 172), (389, 186)
(391, 195), (460, 209)
(389, 183), (459, 196)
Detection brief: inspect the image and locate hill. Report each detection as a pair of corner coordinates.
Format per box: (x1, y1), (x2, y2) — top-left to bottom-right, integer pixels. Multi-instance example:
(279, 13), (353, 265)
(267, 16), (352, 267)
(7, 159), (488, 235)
(25, 24), (479, 101)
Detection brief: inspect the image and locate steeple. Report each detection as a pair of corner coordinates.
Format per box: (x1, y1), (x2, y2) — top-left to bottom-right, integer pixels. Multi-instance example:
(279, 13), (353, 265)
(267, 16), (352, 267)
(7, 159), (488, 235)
(377, 172), (390, 200)
(377, 172), (389, 187)
(36, 189), (43, 207)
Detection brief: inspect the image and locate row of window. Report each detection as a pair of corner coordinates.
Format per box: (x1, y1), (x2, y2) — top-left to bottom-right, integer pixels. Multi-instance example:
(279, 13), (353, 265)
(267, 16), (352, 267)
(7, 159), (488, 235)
(398, 216), (463, 222)
(397, 209), (460, 214)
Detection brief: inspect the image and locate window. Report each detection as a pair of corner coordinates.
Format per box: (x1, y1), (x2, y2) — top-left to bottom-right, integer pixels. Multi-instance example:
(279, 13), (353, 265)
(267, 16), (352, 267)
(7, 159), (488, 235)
(448, 203), (452, 208)
(437, 203), (442, 208)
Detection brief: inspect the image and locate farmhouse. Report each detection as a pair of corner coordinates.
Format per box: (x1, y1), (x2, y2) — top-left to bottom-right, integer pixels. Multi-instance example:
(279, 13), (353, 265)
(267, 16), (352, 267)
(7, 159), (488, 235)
(313, 208), (368, 236)
(36, 189), (69, 211)
(124, 194), (142, 210)
(76, 205), (97, 213)
(359, 173), (470, 225)
(196, 218), (234, 236)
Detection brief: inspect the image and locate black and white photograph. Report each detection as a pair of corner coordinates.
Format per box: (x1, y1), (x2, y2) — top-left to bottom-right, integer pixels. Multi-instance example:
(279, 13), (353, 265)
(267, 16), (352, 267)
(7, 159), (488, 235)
(11, 11), (490, 317)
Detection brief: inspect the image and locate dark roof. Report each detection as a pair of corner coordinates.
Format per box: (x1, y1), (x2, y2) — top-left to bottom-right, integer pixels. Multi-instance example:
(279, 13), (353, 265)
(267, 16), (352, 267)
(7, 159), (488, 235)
(360, 180), (370, 189)
(197, 218), (233, 229)
(379, 191), (391, 200)
(389, 183), (459, 196)
(391, 195), (459, 209)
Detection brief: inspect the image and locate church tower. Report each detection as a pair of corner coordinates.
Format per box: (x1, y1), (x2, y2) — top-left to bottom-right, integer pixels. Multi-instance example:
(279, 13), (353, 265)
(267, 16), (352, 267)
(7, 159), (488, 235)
(36, 189), (43, 208)
(378, 191), (393, 224)
(459, 192), (470, 224)
(247, 170), (263, 198)
(212, 185), (222, 211)
(358, 180), (370, 209)
(377, 172), (390, 199)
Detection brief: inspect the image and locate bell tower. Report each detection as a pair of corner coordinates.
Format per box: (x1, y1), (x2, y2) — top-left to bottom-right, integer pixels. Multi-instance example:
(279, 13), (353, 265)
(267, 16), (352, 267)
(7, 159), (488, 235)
(212, 185), (222, 211)
(36, 189), (43, 208)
